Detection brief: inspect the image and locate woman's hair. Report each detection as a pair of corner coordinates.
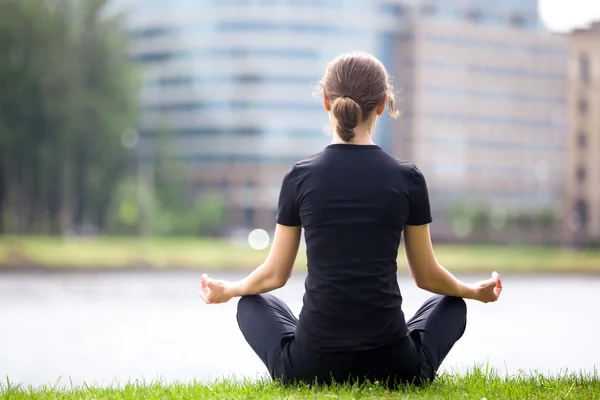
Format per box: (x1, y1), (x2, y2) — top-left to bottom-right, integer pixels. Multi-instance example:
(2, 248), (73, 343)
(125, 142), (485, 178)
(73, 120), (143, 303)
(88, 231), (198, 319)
(318, 52), (400, 142)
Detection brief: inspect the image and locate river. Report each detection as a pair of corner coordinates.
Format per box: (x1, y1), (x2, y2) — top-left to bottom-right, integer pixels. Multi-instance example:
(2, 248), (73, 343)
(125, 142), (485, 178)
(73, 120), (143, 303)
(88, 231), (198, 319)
(1, 271), (598, 387)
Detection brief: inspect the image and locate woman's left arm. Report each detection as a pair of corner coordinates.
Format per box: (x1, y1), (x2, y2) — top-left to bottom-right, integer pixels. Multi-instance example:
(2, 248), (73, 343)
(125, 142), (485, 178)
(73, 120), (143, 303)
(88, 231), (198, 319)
(199, 224), (301, 304)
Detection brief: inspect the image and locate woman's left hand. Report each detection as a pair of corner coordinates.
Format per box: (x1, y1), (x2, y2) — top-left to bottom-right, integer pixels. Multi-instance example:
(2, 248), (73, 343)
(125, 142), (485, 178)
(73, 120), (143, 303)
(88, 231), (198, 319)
(199, 274), (236, 304)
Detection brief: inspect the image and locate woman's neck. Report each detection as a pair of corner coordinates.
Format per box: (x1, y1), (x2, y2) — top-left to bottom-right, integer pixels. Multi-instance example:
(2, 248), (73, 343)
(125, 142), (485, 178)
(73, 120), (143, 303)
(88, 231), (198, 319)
(330, 118), (376, 145)
(330, 127), (375, 145)
(330, 136), (375, 145)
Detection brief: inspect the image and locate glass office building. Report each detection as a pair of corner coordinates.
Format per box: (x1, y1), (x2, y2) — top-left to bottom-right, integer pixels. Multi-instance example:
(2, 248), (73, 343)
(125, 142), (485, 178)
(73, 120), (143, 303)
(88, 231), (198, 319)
(112, 0), (402, 229)
(120, 0), (400, 156)
(112, 0), (560, 234)
(391, 0), (540, 28)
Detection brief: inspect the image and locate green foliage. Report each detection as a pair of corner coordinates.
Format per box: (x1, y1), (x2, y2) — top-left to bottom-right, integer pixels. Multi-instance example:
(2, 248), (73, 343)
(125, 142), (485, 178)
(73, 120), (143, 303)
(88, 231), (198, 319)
(449, 201), (491, 235)
(150, 192), (226, 237)
(106, 175), (142, 235)
(110, 127), (228, 237)
(450, 201), (557, 238)
(194, 192), (226, 235)
(471, 206), (490, 230)
(1, 368), (599, 399)
(507, 207), (556, 230)
(0, 0), (140, 234)
(537, 208), (556, 229)
(105, 167), (227, 236)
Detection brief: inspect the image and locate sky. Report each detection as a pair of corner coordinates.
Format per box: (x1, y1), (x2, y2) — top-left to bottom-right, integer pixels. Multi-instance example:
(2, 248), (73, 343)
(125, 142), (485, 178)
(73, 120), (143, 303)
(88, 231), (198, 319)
(539, 0), (600, 31)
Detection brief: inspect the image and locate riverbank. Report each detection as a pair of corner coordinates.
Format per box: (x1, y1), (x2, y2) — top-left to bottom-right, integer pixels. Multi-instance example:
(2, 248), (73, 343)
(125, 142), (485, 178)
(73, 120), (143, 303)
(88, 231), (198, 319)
(1, 236), (600, 273)
(2, 370), (599, 399)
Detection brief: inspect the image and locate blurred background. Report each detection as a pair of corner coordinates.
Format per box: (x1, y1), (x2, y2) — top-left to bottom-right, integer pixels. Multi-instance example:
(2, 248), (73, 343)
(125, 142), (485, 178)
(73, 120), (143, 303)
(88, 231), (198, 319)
(1, 0), (600, 389)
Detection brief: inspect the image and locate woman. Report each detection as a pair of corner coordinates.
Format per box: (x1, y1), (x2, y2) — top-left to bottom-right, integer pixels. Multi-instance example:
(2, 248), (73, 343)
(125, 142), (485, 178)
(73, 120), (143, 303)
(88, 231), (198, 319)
(199, 52), (502, 387)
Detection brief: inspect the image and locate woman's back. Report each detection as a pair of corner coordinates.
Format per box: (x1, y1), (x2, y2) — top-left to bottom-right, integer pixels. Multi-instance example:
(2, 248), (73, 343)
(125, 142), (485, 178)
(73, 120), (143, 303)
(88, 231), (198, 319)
(277, 144), (432, 351)
(200, 51), (502, 387)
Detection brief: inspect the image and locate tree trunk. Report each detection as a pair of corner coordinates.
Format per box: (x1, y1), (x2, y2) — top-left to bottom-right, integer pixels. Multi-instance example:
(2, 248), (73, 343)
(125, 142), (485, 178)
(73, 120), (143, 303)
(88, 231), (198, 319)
(74, 143), (87, 234)
(0, 147), (5, 234)
(3, 153), (13, 234)
(96, 200), (108, 233)
(14, 155), (25, 234)
(48, 164), (61, 235)
(61, 157), (74, 235)
(26, 148), (38, 233)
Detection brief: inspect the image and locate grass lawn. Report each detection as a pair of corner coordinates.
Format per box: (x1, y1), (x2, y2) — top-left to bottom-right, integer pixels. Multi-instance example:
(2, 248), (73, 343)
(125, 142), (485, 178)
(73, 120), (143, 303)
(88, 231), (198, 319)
(2, 369), (599, 399)
(1, 236), (600, 274)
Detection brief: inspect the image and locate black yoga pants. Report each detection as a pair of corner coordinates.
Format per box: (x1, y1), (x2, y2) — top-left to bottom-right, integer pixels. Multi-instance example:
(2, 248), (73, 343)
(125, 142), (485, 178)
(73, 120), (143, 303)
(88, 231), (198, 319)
(236, 293), (467, 386)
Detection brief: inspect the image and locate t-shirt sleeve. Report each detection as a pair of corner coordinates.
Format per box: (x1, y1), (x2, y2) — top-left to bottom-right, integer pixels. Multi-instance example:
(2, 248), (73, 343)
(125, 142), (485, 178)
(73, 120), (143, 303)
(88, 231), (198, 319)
(276, 166), (301, 227)
(406, 164), (433, 226)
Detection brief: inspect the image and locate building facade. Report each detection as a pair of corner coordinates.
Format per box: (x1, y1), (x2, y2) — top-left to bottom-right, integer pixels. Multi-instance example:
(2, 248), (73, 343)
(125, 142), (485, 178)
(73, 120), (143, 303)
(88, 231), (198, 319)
(114, 0), (402, 231)
(392, 19), (567, 239)
(113, 0), (561, 237)
(384, 0), (540, 29)
(564, 22), (600, 244)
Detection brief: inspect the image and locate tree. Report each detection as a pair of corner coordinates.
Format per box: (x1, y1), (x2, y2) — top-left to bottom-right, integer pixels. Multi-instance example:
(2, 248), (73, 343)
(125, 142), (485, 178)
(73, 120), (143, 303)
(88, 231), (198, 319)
(0, 0), (139, 234)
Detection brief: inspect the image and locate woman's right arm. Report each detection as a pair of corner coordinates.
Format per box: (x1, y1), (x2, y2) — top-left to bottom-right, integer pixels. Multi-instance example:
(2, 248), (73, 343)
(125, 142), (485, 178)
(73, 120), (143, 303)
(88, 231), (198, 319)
(403, 224), (502, 303)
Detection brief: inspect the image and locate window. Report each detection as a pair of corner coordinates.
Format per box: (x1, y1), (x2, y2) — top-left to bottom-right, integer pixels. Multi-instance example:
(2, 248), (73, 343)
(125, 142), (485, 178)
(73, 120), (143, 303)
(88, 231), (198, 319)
(244, 207), (255, 228)
(145, 101), (321, 112)
(578, 131), (587, 149)
(466, 8), (481, 22)
(574, 199), (588, 229)
(134, 48), (319, 64)
(577, 166), (587, 182)
(130, 26), (176, 38)
(578, 98), (588, 116)
(220, 180), (229, 195)
(424, 35), (567, 57)
(236, 73), (262, 83)
(243, 181), (256, 227)
(379, 3), (405, 16)
(240, 127), (261, 136)
(579, 53), (590, 84)
(420, 3), (437, 16)
(509, 12), (528, 28)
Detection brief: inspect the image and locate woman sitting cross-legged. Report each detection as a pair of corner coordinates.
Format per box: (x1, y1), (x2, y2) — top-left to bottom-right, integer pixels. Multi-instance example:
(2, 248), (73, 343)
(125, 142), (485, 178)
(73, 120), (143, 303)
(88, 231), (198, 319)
(199, 52), (503, 388)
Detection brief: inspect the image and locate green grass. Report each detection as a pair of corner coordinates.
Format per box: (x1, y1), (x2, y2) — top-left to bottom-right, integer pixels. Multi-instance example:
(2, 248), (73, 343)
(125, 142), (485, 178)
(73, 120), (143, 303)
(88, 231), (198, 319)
(2, 369), (600, 399)
(1, 236), (600, 274)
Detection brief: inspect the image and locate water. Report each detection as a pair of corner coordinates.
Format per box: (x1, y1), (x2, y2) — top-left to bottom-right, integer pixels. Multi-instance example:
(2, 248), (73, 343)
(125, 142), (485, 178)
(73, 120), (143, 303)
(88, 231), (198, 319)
(1, 272), (599, 387)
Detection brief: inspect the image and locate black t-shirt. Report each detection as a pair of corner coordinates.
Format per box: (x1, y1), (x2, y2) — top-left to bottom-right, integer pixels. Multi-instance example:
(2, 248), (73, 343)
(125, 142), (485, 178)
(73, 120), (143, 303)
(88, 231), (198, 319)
(277, 143), (432, 352)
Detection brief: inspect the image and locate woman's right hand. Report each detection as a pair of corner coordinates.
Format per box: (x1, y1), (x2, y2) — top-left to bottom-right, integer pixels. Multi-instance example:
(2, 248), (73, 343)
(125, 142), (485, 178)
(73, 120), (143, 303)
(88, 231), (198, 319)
(471, 272), (503, 303)
(199, 274), (236, 305)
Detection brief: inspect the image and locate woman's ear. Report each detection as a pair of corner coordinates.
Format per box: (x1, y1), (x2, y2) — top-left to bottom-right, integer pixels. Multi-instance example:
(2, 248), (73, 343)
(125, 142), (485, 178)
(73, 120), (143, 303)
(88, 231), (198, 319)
(323, 92), (331, 112)
(376, 95), (388, 116)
